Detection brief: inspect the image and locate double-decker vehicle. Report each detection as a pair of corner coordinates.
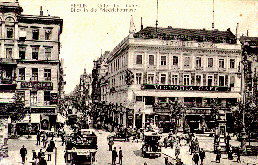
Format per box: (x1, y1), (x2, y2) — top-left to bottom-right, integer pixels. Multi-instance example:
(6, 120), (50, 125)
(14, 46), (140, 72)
(141, 132), (162, 158)
(64, 129), (97, 165)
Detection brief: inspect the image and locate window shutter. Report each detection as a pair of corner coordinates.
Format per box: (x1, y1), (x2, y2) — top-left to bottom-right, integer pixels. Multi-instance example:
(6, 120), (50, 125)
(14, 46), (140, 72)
(191, 73), (195, 85)
(214, 74), (218, 86)
(203, 74), (206, 86)
(225, 75), (228, 86)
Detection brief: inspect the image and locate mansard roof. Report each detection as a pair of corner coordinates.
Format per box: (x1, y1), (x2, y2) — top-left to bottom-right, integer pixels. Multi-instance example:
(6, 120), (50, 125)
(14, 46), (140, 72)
(134, 26), (237, 44)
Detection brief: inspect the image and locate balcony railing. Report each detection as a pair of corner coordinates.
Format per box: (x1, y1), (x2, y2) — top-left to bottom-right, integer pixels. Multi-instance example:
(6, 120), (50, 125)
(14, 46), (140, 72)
(0, 58), (17, 64)
(0, 78), (15, 84)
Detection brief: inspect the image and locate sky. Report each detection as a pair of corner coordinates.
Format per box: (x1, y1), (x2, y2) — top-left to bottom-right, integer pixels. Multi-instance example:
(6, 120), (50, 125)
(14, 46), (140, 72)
(12, 0), (258, 94)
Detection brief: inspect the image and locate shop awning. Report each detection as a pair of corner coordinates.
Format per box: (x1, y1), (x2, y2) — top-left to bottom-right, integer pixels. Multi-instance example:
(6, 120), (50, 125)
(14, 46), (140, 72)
(18, 115), (30, 123)
(31, 114), (40, 123)
(57, 113), (66, 123)
(134, 91), (241, 99)
(0, 93), (15, 103)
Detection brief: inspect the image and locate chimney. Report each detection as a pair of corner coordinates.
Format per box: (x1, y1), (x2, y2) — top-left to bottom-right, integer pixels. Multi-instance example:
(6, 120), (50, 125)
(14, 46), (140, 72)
(141, 17), (143, 30)
(40, 6), (43, 16)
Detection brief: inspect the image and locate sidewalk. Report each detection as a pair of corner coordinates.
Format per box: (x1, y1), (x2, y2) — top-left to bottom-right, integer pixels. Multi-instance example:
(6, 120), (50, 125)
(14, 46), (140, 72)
(161, 135), (258, 165)
(0, 136), (65, 165)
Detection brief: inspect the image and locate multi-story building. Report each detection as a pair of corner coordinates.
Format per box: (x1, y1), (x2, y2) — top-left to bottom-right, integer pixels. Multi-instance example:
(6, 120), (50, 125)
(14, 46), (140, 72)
(0, 1), (63, 133)
(79, 69), (92, 110)
(99, 25), (242, 132)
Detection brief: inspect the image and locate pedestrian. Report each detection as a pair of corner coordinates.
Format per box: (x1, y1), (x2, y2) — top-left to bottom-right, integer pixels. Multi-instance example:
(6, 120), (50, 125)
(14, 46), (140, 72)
(20, 145), (27, 164)
(46, 143), (53, 161)
(175, 145), (180, 158)
(36, 132), (41, 145)
(215, 149), (221, 163)
(164, 137), (168, 148)
(165, 157), (169, 165)
(34, 156), (39, 165)
(38, 149), (44, 160)
(228, 147), (233, 160)
(32, 150), (37, 160)
(236, 147), (241, 163)
(118, 147), (123, 165)
(199, 148), (205, 165)
(112, 147), (117, 165)
(108, 139), (114, 151)
(192, 152), (199, 165)
(61, 133), (65, 146)
(38, 155), (47, 165)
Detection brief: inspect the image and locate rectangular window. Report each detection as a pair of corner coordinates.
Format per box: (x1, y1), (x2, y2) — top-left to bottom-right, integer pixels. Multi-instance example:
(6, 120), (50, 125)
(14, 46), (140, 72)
(6, 28), (14, 38)
(18, 68), (25, 80)
(136, 96), (143, 102)
(149, 55), (154, 65)
(208, 76), (213, 86)
(219, 59), (225, 68)
(136, 55), (142, 64)
(147, 74), (154, 84)
(19, 47), (26, 59)
(31, 68), (38, 81)
(32, 29), (39, 40)
(171, 75), (178, 85)
(208, 58), (213, 68)
(160, 74), (166, 84)
(230, 76), (235, 87)
(196, 57), (202, 68)
(184, 57), (190, 67)
(44, 91), (51, 105)
(136, 73), (142, 84)
(219, 76), (225, 86)
(45, 29), (52, 40)
(173, 56), (178, 66)
(30, 91), (37, 106)
(196, 75), (201, 86)
(44, 69), (51, 81)
(183, 75), (190, 85)
(6, 48), (12, 58)
(230, 59), (235, 68)
(161, 56), (167, 65)
(32, 47), (39, 60)
(45, 47), (51, 60)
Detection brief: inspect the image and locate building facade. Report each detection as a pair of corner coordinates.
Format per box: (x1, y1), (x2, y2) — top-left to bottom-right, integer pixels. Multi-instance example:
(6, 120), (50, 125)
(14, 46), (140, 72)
(98, 26), (242, 132)
(0, 1), (63, 134)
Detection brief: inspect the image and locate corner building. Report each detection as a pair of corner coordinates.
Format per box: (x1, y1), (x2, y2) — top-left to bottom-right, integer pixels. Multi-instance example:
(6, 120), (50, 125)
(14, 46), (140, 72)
(0, 1), (63, 133)
(102, 26), (242, 132)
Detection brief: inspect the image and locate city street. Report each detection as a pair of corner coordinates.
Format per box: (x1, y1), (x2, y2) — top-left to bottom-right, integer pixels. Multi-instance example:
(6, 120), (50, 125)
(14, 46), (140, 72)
(1, 128), (258, 165)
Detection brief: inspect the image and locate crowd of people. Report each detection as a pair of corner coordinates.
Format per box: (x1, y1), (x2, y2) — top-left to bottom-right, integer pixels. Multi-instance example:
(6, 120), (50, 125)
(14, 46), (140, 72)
(19, 130), (57, 165)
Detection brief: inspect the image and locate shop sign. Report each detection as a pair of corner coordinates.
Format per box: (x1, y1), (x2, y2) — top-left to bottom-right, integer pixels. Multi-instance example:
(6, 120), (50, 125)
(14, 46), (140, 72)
(162, 40), (217, 49)
(142, 84), (230, 92)
(50, 93), (58, 105)
(153, 108), (171, 113)
(31, 108), (56, 114)
(20, 81), (53, 90)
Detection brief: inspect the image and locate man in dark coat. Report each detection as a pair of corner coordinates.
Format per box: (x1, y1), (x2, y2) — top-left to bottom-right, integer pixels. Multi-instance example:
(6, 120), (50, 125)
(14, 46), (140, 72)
(112, 147), (117, 165)
(192, 152), (199, 165)
(20, 145), (27, 164)
(199, 148), (205, 165)
(118, 147), (123, 165)
(38, 155), (47, 165)
(37, 132), (41, 145)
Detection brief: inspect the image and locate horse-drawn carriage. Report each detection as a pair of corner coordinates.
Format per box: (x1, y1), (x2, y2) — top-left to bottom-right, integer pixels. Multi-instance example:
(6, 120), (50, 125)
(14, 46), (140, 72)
(64, 129), (97, 165)
(141, 132), (162, 158)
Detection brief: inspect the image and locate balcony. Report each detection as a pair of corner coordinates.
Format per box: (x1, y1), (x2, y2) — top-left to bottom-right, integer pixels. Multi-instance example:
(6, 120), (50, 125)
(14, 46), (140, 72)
(195, 66), (204, 71)
(0, 78), (17, 90)
(0, 58), (17, 65)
